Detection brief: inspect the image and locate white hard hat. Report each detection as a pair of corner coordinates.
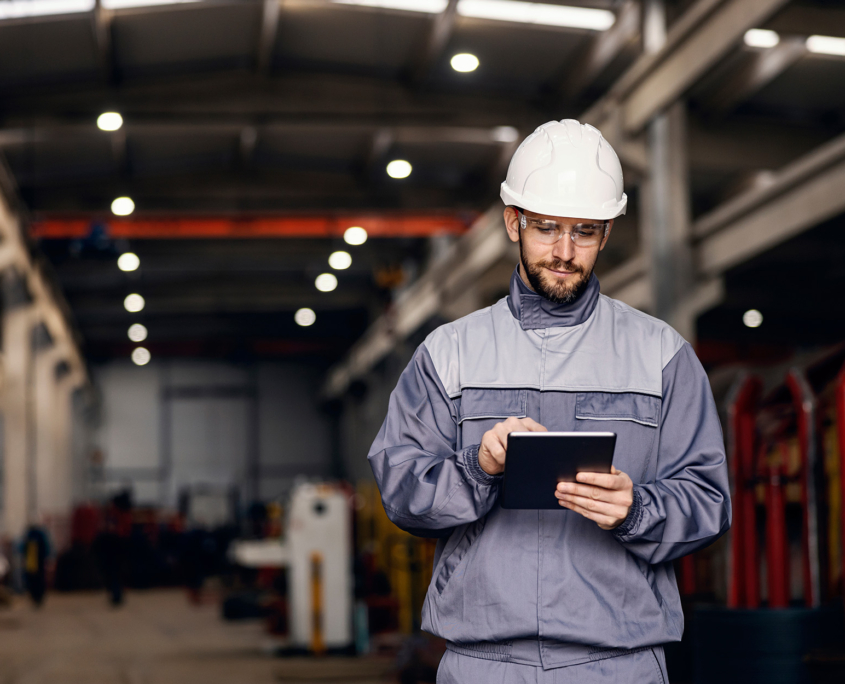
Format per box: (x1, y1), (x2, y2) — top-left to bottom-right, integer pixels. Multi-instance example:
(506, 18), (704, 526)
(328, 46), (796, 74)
(500, 119), (627, 221)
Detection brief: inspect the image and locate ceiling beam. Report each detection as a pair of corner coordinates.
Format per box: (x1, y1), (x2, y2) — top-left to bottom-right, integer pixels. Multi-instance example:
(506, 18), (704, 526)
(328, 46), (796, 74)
(411, 0), (459, 86)
(705, 37), (806, 116)
(30, 214), (474, 240)
(764, 5), (845, 38)
(557, 0), (641, 102)
(256, 0), (281, 76)
(91, 1), (116, 85)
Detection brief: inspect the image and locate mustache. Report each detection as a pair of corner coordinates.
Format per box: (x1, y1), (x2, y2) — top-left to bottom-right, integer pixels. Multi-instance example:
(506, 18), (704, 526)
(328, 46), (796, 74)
(539, 259), (583, 274)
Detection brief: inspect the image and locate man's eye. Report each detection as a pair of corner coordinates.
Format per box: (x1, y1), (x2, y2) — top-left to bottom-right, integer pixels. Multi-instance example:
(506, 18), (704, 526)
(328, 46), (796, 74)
(536, 227), (556, 234)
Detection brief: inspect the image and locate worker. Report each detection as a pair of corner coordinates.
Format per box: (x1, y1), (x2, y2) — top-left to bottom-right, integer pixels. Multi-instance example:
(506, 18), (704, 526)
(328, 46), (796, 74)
(22, 516), (52, 608)
(368, 120), (731, 683)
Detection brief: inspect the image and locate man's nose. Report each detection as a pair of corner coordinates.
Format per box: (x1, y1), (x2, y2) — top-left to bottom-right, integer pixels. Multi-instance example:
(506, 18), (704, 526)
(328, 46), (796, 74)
(552, 233), (575, 262)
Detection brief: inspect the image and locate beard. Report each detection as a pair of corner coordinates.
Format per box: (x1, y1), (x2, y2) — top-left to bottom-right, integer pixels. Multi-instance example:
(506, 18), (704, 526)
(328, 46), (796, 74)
(518, 232), (595, 305)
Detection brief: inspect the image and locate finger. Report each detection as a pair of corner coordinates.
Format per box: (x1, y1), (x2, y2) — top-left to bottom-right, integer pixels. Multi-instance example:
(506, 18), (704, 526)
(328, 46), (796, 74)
(556, 483), (620, 502)
(558, 500), (618, 528)
(519, 417), (548, 432)
(557, 494), (628, 518)
(575, 471), (627, 489)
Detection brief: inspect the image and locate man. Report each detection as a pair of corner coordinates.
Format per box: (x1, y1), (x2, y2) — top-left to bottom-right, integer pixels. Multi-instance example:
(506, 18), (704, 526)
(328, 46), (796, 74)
(368, 120), (731, 683)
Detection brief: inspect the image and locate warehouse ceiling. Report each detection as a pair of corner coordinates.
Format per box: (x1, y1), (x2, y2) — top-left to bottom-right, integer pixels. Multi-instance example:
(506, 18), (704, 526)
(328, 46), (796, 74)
(1, 0), (844, 364)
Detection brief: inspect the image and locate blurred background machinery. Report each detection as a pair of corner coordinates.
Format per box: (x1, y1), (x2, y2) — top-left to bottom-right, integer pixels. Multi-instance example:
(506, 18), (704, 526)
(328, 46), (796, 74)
(0, 0), (844, 683)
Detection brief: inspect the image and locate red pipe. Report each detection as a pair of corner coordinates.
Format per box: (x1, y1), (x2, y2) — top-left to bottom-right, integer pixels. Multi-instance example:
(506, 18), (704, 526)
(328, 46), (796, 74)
(679, 554), (696, 597)
(727, 375), (762, 608)
(765, 443), (790, 608)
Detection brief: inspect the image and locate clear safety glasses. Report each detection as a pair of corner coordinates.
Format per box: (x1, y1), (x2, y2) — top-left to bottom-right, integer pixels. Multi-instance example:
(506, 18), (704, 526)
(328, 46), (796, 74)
(517, 210), (609, 247)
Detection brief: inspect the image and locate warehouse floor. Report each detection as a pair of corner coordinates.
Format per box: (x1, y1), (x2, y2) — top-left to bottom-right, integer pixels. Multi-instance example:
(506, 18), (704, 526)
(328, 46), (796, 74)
(0, 589), (394, 684)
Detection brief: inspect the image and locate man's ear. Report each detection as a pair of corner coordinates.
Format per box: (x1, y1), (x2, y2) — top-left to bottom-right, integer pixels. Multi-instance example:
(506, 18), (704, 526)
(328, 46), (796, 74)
(599, 219), (614, 251)
(504, 207), (520, 243)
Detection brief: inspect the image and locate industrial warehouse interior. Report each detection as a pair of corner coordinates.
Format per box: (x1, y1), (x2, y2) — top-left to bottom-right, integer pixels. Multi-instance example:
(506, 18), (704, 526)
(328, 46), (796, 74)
(1, 0), (845, 682)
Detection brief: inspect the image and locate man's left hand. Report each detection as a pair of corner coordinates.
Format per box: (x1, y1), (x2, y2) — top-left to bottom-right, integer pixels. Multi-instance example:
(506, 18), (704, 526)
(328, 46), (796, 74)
(555, 467), (634, 530)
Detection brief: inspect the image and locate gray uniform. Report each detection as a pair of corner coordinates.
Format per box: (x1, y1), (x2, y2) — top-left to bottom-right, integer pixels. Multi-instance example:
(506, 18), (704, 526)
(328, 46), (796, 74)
(368, 269), (731, 681)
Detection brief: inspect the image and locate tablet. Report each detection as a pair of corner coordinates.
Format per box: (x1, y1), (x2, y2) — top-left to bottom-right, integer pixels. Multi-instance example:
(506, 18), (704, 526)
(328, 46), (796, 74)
(500, 432), (617, 510)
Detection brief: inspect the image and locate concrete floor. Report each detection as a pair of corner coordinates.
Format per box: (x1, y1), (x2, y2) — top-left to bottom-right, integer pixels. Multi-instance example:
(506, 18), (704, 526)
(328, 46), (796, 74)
(0, 589), (394, 684)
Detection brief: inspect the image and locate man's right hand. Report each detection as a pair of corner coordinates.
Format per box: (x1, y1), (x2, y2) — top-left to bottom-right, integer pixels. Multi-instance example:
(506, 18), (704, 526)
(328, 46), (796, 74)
(478, 417), (547, 475)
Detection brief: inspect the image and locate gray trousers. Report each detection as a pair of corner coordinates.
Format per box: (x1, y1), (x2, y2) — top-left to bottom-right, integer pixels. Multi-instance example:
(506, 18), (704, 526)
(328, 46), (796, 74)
(437, 646), (668, 683)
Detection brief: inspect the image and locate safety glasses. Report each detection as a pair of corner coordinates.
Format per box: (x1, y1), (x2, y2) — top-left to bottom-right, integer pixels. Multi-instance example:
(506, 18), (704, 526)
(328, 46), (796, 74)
(517, 209), (608, 247)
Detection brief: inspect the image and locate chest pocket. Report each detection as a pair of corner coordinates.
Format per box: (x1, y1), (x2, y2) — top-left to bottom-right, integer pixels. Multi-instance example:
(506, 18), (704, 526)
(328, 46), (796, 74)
(575, 392), (660, 482)
(458, 388), (527, 448)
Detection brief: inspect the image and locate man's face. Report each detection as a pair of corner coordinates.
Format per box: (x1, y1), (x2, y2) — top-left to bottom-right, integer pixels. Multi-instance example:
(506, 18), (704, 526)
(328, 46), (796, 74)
(504, 207), (613, 305)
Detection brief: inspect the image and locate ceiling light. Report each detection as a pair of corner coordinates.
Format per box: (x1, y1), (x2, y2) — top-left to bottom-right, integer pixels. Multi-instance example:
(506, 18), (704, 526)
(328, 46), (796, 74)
(344, 226), (368, 245)
(124, 293), (145, 313)
(451, 53), (480, 72)
(102, 0), (201, 9)
(331, 0), (447, 13)
(117, 252), (140, 272)
(806, 35), (845, 57)
(328, 251), (352, 270)
(111, 196), (135, 216)
(492, 126), (519, 143)
(0, 1), (94, 20)
(97, 112), (123, 132)
(295, 308), (316, 327)
(128, 323), (148, 342)
(131, 347), (151, 366)
(387, 159), (412, 179)
(742, 309), (763, 328)
(744, 29), (779, 49)
(315, 273), (338, 292)
(457, 0), (615, 31)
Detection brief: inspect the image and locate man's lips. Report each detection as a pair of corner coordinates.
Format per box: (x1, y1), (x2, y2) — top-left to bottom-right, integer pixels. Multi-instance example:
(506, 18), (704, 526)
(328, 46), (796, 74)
(546, 267), (577, 276)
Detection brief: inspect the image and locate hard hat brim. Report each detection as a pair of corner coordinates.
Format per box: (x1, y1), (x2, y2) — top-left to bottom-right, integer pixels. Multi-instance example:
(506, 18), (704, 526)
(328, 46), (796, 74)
(501, 182), (627, 221)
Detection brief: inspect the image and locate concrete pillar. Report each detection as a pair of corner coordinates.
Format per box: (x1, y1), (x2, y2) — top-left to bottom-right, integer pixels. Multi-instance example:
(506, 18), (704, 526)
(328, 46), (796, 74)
(640, 0), (696, 340)
(2, 304), (37, 542)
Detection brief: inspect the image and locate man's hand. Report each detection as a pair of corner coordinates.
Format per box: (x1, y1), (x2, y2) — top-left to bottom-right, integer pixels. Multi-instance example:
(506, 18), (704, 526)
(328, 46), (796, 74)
(555, 467), (634, 530)
(478, 417), (547, 475)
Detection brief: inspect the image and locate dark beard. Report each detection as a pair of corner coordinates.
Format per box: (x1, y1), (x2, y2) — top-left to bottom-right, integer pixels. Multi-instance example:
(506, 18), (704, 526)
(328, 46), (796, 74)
(518, 231), (594, 305)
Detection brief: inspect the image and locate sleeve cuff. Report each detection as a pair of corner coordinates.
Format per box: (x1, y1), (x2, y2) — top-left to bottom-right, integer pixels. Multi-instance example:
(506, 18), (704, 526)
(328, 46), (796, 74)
(613, 487), (643, 538)
(462, 444), (502, 486)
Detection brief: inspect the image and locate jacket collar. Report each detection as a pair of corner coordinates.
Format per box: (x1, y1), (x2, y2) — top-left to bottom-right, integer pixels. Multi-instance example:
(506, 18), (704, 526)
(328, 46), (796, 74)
(506, 265), (600, 330)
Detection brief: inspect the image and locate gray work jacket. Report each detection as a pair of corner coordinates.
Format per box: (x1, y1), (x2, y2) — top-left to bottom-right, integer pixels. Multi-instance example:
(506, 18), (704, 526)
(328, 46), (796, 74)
(368, 268), (731, 669)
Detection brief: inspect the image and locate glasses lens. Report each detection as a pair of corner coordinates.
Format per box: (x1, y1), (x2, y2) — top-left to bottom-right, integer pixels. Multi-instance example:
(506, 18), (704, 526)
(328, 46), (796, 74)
(521, 215), (606, 246)
(570, 224), (606, 246)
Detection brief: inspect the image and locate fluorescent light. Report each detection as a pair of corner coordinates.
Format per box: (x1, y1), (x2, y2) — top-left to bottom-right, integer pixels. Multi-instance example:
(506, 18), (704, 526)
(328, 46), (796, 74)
(102, 0), (201, 9)
(132, 347), (151, 366)
(451, 53), (480, 72)
(806, 35), (845, 57)
(492, 126), (519, 143)
(111, 196), (135, 216)
(124, 293), (145, 313)
(744, 29), (779, 49)
(128, 323), (148, 342)
(387, 159), (412, 179)
(344, 226), (368, 245)
(329, 251), (352, 270)
(315, 273), (338, 292)
(457, 0), (615, 31)
(295, 308), (316, 327)
(97, 112), (123, 132)
(331, 0), (447, 13)
(743, 309), (763, 328)
(118, 252), (140, 272)
(0, 1), (94, 19)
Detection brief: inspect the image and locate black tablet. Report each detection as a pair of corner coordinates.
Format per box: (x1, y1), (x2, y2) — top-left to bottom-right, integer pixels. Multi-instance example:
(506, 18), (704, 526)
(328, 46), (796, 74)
(500, 432), (617, 510)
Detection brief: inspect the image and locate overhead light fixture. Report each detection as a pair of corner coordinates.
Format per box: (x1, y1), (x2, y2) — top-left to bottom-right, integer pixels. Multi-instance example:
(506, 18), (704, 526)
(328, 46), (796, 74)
(806, 35), (845, 57)
(742, 309), (763, 328)
(295, 308), (317, 327)
(451, 53), (480, 72)
(97, 112), (123, 132)
(315, 273), (338, 292)
(117, 252), (140, 272)
(457, 0), (615, 31)
(111, 196), (135, 216)
(744, 28), (779, 49)
(387, 159), (412, 179)
(132, 347), (151, 366)
(329, 251), (352, 270)
(0, 1), (94, 20)
(492, 126), (519, 143)
(124, 293), (145, 313)
(102, 0), (202, 9)
(128, 323), (148, 342)
(344, 226), (368, 245)
(331, 0), (447, 13)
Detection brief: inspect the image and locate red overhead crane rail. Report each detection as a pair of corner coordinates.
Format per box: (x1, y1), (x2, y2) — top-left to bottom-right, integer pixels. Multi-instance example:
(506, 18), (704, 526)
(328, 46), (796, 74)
(29, 215), (475, 240)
